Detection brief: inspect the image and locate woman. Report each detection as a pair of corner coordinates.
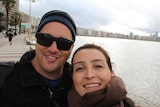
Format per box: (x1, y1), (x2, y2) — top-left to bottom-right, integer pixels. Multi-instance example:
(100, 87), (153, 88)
(68, 44), (137, 107)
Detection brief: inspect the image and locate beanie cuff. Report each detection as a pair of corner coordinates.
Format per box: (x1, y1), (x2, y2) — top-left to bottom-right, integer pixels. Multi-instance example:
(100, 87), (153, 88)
(37, 15), (76, 41)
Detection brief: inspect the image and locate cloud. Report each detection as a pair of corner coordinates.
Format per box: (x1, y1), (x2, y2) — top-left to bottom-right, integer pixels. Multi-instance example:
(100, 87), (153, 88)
(19, 0), (160, 36)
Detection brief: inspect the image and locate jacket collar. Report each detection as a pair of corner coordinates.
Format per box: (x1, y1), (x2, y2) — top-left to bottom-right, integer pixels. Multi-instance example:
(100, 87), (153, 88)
(18, 51), (72, 90)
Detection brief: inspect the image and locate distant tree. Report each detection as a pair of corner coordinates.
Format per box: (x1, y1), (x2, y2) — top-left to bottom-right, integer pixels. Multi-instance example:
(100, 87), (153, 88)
(0, 12), (3, 18)
(2, 0), (16, 30)
(0, 12), (4, 23)
(0, 12), (5, 32)
(11, 11), (21, 35)
(0, 25), (5, 32)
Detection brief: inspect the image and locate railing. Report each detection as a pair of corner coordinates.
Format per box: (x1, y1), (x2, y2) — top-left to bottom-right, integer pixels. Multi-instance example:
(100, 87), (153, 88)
(25, 34), (36, 50)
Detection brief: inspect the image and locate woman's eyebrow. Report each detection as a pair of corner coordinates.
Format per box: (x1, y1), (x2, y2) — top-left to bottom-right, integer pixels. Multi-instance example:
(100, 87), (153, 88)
(91, 59), (105, 63)
(74, 59), (105, 66)
(73, 61), (85, 66)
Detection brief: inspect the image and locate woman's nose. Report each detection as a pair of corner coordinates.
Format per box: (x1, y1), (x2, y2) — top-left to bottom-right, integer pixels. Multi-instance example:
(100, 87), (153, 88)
(85, 68), (95, 79)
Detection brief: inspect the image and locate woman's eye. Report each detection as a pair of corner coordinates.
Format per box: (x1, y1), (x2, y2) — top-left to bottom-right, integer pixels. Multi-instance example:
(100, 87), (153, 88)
(75, 67), (84, 71)
(95, 65), (103, 68)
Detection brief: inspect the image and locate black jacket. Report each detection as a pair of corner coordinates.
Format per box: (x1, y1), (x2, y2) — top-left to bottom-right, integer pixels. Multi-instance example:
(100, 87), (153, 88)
(0, 51), (72, 107)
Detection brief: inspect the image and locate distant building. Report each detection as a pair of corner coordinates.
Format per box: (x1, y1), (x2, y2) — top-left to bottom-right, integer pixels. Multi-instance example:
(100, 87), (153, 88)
(155, 31), (159, 37)
(0, 0), (19, 29)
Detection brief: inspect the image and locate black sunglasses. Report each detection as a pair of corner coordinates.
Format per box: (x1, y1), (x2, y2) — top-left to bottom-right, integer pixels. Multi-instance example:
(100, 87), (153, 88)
(36, 32), (74, 50)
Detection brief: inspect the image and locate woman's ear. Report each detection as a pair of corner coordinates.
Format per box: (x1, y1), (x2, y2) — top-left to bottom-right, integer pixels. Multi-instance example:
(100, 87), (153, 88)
(111, 70), (115, 77)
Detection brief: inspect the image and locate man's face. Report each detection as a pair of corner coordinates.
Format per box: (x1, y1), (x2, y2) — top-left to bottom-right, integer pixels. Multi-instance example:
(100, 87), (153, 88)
(33, 22), (74, 79)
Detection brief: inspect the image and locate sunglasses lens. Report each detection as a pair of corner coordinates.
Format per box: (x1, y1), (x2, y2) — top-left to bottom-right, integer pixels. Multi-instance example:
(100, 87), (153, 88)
(36, 33), (53, 46)
(56, 39), (73, 50)
(36, 33), (74, 50)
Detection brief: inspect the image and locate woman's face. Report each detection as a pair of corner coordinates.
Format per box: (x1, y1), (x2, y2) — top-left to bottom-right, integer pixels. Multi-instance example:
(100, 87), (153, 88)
(72, 49), (113, 96)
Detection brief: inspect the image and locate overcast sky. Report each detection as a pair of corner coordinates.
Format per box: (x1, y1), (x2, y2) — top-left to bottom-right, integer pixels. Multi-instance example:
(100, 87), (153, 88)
(19, 0), (160, 36)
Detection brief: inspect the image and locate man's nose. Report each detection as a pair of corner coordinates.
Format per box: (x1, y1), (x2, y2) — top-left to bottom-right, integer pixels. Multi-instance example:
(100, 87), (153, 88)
(48, 41), (59, 52)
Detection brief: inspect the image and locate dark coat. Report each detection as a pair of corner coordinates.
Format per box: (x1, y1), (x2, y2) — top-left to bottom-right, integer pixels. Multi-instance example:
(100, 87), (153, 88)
(0, 51), (72, 107)
(7, 33), (13, 41)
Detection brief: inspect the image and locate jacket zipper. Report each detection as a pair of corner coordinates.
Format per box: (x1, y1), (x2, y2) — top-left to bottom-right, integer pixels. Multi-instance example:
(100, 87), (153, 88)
(48, 88), (53, 98)
(48, 87), (65, 98)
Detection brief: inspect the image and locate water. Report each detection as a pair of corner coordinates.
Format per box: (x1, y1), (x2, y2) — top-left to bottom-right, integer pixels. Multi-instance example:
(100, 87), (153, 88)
(69, 36), (160, 107)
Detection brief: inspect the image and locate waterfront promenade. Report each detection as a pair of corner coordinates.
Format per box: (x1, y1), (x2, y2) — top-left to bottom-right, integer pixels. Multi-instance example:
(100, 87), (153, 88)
(0, 34), (30, 62)
(0, 35), (159, 107)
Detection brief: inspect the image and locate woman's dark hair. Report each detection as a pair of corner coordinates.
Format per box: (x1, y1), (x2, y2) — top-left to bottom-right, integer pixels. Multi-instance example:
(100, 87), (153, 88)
(71, 43), (112, 74)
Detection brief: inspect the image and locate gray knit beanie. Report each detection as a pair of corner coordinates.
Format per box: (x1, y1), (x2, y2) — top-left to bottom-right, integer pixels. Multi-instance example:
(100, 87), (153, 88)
(37, 10), (76, 41)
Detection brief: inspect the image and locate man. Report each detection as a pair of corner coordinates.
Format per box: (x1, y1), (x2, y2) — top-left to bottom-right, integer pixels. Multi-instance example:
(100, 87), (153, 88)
(7, 30), (14, 45)
(0, 10), (76, 107)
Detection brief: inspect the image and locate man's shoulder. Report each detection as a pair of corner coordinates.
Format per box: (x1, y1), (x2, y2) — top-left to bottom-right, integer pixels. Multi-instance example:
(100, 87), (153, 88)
(0, 62), (15, 73)
(63, 62), (72, 74)
(0, 61), (15, 88)
(20, 50), (35, 62)
(123, 97), (137, 107)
